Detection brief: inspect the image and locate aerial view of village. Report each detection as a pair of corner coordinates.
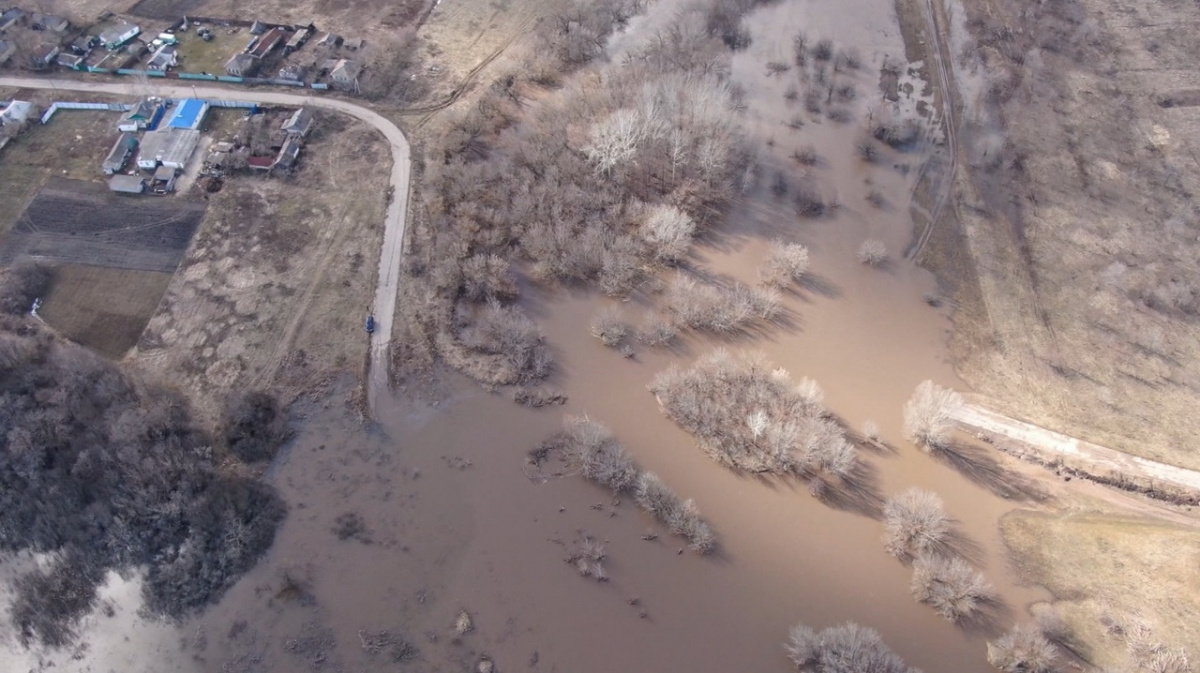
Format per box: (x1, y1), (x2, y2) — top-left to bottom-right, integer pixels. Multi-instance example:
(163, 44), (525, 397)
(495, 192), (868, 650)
(1, 0), (1199, 671)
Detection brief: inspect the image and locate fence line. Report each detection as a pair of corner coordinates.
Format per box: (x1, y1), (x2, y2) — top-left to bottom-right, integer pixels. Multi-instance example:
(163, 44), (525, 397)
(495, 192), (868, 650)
(41, 101), (131, 124)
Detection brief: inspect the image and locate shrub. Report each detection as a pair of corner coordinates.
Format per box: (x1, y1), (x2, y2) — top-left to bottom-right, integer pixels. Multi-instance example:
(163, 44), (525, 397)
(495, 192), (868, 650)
(760, 240), (811, 288)
(590, 306), (628, 347)
(857, 239), (888, 266)
(882, 488), (950, 559)
(910, 554), (994, 622)
(561, 415), (639, 492)
(0, 262), (51, 315)
(861, 419), (881, 443)
(663, 275), (774, 333)
(454, 301), (552, 386)
(902, 380), (963, 451)
(9, 552), (103, 648)
(987, 625), (1061, 673)
(635, 471), (682, 516)
(873, 120), (921, 148)
(222, 390), (291, 462)
(637, 311), (678, 347)
(792, 146), (819, 165)
(811, 39), (834, 61)
(785, 622), (918, 672)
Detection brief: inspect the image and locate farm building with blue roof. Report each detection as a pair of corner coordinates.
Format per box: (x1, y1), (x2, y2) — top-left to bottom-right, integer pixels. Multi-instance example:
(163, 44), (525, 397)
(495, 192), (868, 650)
(166, 99), (209, 130)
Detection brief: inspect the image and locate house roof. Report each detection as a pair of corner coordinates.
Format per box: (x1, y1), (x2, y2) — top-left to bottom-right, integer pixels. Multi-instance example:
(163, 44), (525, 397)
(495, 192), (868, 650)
(147, 44), (176, 67)
(124, 98), (162, 122)
(167, 99), (207, 129)
(153, 165), (176, 180)
(330, 59), (360, 80)
(1, 101), (34, 124)
(109, 174), (145, 193)
(226, 52), (258, 72)
(157, 129), (201, 166)
(102, 132), (137, 168)
(30, 13), (68, 31)
(281, 107), (313, 134)
(99, 23), (139, 45)
(248, 26), (288, 58)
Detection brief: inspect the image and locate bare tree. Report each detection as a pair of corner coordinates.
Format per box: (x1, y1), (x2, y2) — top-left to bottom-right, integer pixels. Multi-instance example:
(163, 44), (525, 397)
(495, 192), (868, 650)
(785, 622), (918, 673)
(882, 488), (951, 560)
(641, 204), (696, 262)
(910, 554), (994, 622)
(902, 380), (963, 451)
(590, 305), (628, 347)
(637, 311), (678, 347)
(583, 108), (644, 176)
(856, 239), (888, 266)
(760, 240), (811, 288)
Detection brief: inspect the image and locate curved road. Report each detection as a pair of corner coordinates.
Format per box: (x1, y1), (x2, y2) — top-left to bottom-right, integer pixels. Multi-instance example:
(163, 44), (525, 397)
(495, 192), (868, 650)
(0, 76), (409, 414)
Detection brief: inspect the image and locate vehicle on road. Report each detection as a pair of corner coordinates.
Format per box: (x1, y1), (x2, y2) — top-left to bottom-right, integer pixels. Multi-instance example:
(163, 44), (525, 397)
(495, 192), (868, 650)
(366, 315), (375, 334)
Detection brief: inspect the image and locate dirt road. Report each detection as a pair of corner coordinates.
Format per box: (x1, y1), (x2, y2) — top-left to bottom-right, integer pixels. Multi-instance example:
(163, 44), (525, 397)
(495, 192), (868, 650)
(952, 401), (1200, 496)
(0, 76), (409, 414)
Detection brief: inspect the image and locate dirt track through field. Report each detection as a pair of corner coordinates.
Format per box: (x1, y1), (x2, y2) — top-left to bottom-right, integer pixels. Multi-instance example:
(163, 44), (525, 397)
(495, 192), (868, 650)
(0, 75), (410, 414)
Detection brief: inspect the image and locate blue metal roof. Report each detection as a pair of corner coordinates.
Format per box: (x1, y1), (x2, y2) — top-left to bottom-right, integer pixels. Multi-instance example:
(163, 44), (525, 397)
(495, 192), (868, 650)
(167, 98), (207, 129)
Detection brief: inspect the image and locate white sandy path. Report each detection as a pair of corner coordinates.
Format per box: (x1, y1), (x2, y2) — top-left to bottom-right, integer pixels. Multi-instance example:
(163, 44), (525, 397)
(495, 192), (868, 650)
(0, 76), (409, 415)
(951, 401), (1200, 494)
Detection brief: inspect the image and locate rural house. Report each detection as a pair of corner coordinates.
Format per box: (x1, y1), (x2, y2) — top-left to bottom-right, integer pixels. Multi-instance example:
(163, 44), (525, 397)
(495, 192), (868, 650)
(100, 23), (140, 50)
(146, 43), (177, 70)
(274, 135), (302, 171)
(329, 59), (361, 89)
(0, 100), (34, 125)
(247, 26), (288, 59)
(284, 24), (313, 53)
(29, 43), (58, 68)
(55, 52), (83, 68)
(117, 98), (164, 132)
(102, 132), (138, 175)
(277, 63), (306, 81)
(316, 32), (341, 48)
(29, 13), (68, 34)
(225, 52), (259, 77)
(280, 107), (313, 137)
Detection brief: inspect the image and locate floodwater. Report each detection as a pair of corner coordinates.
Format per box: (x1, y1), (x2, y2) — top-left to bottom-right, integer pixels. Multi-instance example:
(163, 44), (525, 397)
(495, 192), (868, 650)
(1, 1), (1053, 671)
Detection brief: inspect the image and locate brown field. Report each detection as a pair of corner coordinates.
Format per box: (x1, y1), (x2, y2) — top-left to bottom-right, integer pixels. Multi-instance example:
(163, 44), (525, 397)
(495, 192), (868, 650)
(38, 264), (174, 358)
(1002, 509), (1200, 670)
(0, 177), (207, 273)
(173, 24), (247, 75)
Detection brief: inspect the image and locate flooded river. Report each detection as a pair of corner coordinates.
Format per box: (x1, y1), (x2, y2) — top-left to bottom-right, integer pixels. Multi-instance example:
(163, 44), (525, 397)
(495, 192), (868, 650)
(3, 1), (1054, 671)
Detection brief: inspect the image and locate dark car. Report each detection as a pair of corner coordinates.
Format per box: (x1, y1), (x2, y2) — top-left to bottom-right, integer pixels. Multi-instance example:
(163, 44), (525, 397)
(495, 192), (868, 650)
(365, 315), (375, 334)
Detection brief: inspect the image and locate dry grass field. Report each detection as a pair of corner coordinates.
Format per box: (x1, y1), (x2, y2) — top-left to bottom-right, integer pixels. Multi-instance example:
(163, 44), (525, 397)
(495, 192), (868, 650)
(1002, 509), (1200, 670)
(923, 0), (1200, 473)
(131, 114), (388, 421)
(38, 264), (174, 357)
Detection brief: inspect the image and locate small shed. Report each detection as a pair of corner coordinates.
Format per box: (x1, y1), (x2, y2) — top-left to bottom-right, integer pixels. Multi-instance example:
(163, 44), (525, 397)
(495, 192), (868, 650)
(152, 165), (177, 193)
(275, 136), (302, 171)
(0, 101), (34, 125)
(277, 63), (307, 81)
(118, 98), (164, 133)
(317, 32), (341, 48)
(102, 132), (138, 175)
(136, 130), (167, 169)
(249, 20), (268, 35)
(167, 99), (209, 130)
(0, 40), (14, 65)
(225, 52), (259, 77)
(31, 44), (59, 67)
(100, 23), (140, 50)
(56, 52), (84, 68)
(146, 44), (177, 70)
(109, 174), (146, 194)
(280, 107), (313, 137)
(248, 26), (288, 59)
(30, 13), (69, 33)
(344, 37), (363, 50)
(284, 25), (312, 53)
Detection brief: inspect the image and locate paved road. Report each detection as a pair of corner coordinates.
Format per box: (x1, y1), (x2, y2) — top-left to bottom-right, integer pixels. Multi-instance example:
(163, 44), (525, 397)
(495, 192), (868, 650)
(0, 76), (410, 414)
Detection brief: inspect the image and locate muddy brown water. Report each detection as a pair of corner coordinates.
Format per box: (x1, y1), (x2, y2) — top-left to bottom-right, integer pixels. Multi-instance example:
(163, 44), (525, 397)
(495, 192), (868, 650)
(2, 1), (1052, 671)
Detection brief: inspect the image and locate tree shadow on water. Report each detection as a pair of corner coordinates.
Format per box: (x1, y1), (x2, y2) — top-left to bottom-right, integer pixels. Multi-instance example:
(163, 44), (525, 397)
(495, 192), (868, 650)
(933, 441), (1049, 502)
(815, 460), (886, 519)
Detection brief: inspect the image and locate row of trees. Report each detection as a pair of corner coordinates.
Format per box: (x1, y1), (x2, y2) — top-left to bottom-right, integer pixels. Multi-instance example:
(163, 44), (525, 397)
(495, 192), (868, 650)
(0, 264), (287, 646)
(551, 415), (716, 553)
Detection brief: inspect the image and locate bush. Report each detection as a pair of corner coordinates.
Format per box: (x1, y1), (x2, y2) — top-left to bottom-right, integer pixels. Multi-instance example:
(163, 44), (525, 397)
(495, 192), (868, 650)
(882, 488), (951, 560)
(861, 419), (881, 443)
(0, 262), (51, 315)
(760, 240), (811, 288)
(9, 552), (103, 648)
(641, 204), (697, 263)
(590, 306), (628, 347)
(857, 239), (888, 266)
(902, 380), (963, 451)
(910, 554), (994, 622)
(663, 274), (776, 333)
(987, 625), (1061, 673)
(637, 311), (678, 347)
(811, 39), (834, 61)
(453, 301), (552, 386)
(785, 622), (918, 672)
(873, 120), (921, 148)
(222, 390), (291, 462)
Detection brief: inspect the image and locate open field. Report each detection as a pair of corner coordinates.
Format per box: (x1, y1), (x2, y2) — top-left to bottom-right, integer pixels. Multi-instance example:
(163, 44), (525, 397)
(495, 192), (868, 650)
(37, 264), (174, 357)
(0, 103), (118, 238)
(0, 177), (207, 273)
(1002, 509), (1200, 670)
(914, 0), (1200, 473)
(173, 25), (246, 75)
